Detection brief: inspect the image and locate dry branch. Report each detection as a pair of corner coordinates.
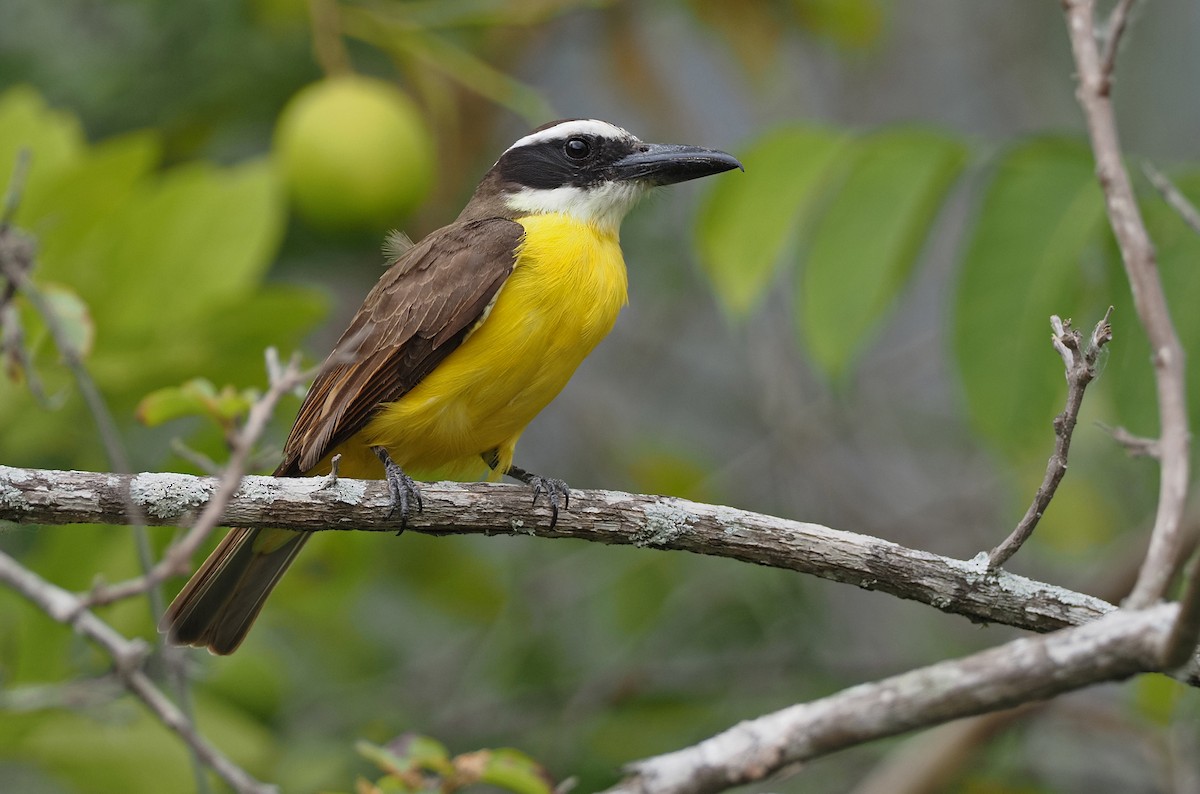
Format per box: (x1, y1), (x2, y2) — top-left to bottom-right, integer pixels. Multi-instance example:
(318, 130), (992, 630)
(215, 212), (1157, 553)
(1143, 161), (1200, 236)
(0, 463), (1132, 637)
(1064, 0), (1198, 671)
(605, 603), (1178, 794)
(0, 550), (276, 794)
(1063, 0), (1192, 615)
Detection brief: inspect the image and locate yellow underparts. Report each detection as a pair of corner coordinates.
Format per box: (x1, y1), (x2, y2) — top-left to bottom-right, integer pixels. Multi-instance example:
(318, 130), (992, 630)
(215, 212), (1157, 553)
(330, 213), (629, 482)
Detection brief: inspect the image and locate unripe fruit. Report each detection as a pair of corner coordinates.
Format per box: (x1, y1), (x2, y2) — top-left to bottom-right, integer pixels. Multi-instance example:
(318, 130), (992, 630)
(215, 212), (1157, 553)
(274, 75), (434, 231)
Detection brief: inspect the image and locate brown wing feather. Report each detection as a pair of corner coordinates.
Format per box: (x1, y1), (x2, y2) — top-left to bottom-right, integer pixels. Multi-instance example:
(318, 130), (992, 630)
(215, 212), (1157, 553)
(277, 217), (524, 476)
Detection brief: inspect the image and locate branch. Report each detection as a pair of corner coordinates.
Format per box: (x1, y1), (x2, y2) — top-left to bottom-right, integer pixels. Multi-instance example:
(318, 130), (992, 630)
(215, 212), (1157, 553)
(1063, 0), (1192, 614)
(1143, 161), (1200, 236)
(988, 311), (1113, 569)
(0, 550), (276, 794)
(84, 350), (310, 607)
(605, 603), (1178, 794)
(1098, 0), (1138, 90)
(0, 464), (1128, 637)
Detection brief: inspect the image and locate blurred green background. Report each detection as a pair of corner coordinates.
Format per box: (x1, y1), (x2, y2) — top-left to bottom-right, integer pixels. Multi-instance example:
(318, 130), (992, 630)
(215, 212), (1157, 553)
(2, 0), (1200, 792)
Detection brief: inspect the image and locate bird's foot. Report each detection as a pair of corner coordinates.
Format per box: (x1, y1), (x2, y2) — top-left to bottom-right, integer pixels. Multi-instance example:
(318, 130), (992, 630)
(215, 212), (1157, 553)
(505, 463), (570, 528)
(372, 446), (423, 533)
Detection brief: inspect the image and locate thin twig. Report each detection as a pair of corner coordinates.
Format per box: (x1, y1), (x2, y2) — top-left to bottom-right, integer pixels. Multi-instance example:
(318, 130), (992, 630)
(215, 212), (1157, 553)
(1, 250), (137, 478)
(0, 151), (56, 405)
(84, 350), (311, 606)
(1063, 0), (1192, 616)
(0, 263), (60, 408)
(1143, 161), (1200, 236)
(169, 438), (224, 476)
(988, 310), (1113, 569)
(0, 675), (126, 712)
(0, 147), (29, 230)
(1100, 423), (1162, 458)
(0, 551), (277, 794)
(1099, 0), (1138, 92)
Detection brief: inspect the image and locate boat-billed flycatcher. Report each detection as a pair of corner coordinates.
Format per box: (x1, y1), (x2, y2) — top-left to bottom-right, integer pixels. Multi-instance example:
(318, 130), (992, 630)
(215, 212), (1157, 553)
(162, 118), (742, 654)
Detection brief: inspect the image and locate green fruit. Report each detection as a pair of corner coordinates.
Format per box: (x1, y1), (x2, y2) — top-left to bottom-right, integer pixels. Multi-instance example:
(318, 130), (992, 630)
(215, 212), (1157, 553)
(274, 75), (435, 231)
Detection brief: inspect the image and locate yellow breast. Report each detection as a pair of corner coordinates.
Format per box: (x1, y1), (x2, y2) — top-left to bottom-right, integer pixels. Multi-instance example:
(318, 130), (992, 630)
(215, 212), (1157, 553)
(353, 213), (629, 479)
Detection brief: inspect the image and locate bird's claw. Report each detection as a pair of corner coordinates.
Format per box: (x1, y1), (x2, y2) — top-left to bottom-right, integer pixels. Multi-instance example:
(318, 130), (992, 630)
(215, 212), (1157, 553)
(529, 476), (570, 528)
(491, 460), (571, 529)
(374, 447), (422, 533)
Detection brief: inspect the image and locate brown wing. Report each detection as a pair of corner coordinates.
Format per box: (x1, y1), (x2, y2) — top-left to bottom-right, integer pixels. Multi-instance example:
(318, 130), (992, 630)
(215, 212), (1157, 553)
(275, 217), (524, 476)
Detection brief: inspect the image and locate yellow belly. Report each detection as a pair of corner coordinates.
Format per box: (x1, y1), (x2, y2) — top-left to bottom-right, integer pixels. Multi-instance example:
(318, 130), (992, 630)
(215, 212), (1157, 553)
(334, 213), (628, 480)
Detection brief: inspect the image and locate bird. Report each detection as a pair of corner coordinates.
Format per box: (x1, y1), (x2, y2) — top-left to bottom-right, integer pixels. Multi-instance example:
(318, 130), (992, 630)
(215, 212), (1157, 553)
(161, 118), (742, 654)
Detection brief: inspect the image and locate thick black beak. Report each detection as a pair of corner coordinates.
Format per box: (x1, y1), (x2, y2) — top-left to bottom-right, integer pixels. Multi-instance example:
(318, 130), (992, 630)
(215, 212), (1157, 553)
(612, 143), (743, 186)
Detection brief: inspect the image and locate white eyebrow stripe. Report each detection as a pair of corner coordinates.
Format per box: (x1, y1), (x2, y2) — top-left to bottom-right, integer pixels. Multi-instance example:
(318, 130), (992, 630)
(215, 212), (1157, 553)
(503, 119), (636, 154)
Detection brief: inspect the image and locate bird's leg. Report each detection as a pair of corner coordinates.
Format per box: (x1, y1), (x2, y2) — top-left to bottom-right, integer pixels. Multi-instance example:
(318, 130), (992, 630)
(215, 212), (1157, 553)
(481, 451), (570, 528)
(372, 446), (422, 533)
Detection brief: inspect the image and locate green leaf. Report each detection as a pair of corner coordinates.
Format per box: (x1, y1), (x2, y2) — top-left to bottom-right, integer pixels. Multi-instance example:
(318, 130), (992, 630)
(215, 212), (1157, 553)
(0, 85), (87, 209)
(478, 748), (553, 794)
(94, 159), (285, 336)
(696, 126), (848, 317)
(792, 0), (885, 49)
(358, 735), (452, 777)
(953, 137), (1106, 459)
(800, 127), (967, 380)
(37, 283), (95, 359)
(136, 378), (217, 426)
(0, 89), (323, 468)
(138, 377), (260, 426)
(1131, 673), (1182, 726)
(23, 131), (163, 292)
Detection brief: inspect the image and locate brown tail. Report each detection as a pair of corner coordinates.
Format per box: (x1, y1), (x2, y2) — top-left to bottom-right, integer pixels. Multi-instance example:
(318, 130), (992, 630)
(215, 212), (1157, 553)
(160, 526), (310, 655)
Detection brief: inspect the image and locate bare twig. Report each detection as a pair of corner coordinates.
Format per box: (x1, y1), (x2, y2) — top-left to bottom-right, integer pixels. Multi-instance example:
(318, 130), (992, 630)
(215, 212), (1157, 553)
(0, 151), (55, 404)
(1, 247), (137, 479)
(0, 147), (29, 229)
(1099, 0), (1138, 91)
(0, 550), (277, 794)
(1143, 161), (1200, 236)
(1100, 423), (1162, 458)
(1063, 0), (1192, 616)
(0, 676), (128, 713)
(169, 438), (223, 476)
(988, 310), (1113, 569)
(605, 604), (1177, 794)
(0, 234), (57, 405)
(84, 351), (310, 606)
(0, 464), (1134, 639)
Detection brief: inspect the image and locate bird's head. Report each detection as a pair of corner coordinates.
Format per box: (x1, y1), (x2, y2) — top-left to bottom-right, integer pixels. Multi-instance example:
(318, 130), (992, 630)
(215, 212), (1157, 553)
(473, 119), (742, 233)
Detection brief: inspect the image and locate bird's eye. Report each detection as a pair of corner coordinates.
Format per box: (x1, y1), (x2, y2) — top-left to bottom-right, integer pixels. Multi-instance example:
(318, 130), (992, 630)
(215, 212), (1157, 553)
(564, 137), (591, 160)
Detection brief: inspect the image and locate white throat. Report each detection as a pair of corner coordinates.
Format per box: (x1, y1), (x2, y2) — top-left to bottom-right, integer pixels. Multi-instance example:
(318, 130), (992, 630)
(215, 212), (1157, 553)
(504, 180), (648, 233)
